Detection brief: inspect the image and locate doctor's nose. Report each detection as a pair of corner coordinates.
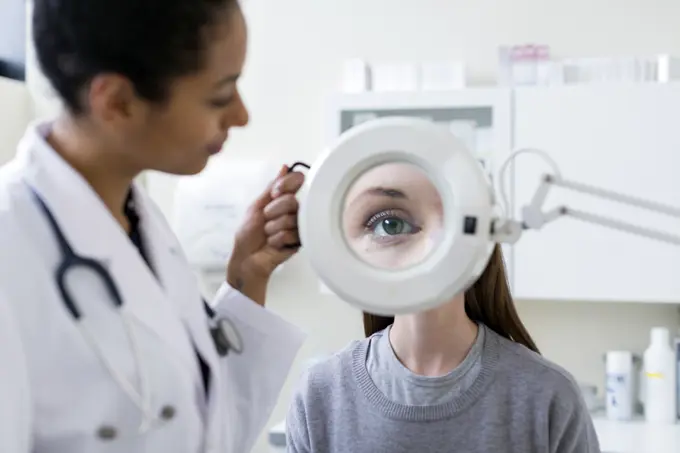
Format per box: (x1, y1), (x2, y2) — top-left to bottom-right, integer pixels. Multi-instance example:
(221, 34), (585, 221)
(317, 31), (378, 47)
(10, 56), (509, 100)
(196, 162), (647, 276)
(224, 91), (249, 129)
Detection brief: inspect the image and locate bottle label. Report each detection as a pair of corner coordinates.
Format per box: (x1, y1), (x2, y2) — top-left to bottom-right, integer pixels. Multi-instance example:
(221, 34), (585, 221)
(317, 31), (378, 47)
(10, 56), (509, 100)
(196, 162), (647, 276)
(645, 372), (664, 379)
(606, 372), (633, 419)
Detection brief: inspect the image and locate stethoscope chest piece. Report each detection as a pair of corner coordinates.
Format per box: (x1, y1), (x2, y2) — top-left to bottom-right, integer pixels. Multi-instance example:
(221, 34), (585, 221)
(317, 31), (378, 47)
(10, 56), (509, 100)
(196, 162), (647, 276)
(210, 316), (243, 357)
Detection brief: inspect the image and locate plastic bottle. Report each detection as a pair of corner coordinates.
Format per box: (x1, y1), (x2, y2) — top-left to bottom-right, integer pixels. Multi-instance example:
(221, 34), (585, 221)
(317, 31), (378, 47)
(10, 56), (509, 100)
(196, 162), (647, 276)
(605, 351), (634, 421)
(643, 327), (677, 423)
(510, 45), (537, 86)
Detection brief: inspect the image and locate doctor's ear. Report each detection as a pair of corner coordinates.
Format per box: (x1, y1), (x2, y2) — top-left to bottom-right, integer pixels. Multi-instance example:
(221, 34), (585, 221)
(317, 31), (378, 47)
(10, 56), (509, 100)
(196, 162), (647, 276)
(87, 74), (148, 124)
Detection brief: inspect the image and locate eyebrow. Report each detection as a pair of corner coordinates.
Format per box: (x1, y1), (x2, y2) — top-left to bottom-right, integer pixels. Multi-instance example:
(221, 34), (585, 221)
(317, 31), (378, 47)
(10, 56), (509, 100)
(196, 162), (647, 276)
(214, 73), (240, 88)
(364, 187), (408, 199)
(347, 187), (409, 206)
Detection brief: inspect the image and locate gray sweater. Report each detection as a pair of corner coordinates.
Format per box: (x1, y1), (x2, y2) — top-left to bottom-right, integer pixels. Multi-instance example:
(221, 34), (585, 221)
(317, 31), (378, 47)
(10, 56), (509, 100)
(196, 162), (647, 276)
(286, 326), (600, 453)
(365, 324), (486, 407)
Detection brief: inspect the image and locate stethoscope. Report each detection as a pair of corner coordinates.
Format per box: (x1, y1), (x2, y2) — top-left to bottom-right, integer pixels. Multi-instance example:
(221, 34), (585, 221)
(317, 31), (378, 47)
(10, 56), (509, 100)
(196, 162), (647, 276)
(26, 161), (310, 434)
(28, 186), (243, 434)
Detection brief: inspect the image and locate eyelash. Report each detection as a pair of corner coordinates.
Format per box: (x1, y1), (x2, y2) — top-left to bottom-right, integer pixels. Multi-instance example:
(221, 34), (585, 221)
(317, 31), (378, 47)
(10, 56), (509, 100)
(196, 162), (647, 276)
(365, 210), (398, 229)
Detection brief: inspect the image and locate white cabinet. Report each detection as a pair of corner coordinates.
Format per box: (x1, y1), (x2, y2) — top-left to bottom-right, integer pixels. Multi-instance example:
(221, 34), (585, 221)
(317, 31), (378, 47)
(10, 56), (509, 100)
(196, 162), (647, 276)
(512, 84), (680, 303)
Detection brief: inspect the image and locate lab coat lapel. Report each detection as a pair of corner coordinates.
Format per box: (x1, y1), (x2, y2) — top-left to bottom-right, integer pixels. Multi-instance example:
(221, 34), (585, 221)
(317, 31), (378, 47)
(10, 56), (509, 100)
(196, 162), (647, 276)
(134, 189), (222, 423)
(19, 123), (199, 376)
(133, 187), (221, 388)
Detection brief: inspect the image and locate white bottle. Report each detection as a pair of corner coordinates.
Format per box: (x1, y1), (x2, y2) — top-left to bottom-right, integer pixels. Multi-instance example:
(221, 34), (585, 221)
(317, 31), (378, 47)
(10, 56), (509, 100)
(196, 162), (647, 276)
(606, 351), (634, 421)
(643, 327), (677, 423)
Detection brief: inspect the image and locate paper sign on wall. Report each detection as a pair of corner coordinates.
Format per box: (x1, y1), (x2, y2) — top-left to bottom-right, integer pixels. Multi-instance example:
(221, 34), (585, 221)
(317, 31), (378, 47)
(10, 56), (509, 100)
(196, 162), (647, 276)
(172, 158), (281, 272)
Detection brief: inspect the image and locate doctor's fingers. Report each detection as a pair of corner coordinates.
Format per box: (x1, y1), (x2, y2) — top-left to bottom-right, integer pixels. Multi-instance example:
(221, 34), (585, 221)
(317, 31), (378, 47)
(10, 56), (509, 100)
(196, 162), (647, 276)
(267, 229), (300, 249)
(271, 171), (305, 198)
(263, 194), (299, 220)
(251, 166), (288, 210)
(264, 214), (297, 235)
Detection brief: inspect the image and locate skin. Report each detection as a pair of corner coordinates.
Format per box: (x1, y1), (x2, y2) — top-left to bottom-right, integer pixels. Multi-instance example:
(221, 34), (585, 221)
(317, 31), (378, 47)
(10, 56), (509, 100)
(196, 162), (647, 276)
(343, 162), (477, 376)
(45, 7), (302, 305)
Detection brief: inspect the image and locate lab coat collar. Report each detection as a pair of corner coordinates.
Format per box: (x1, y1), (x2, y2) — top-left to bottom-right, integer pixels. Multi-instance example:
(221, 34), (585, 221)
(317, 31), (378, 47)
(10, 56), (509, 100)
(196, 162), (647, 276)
(17, 121), (123, 260)
(17, 121), (204, 383)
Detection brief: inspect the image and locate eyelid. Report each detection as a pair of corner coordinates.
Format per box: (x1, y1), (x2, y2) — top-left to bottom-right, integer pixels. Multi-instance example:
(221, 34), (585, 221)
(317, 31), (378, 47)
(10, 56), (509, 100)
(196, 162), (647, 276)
(364, 209), (399, 228)
(364, 209), (418, 230)
(210, 95), (235, 107)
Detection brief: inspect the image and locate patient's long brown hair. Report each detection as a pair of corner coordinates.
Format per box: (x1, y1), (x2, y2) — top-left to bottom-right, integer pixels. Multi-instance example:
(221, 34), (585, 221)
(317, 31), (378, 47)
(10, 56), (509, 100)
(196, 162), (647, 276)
(363, 244), (540, 354)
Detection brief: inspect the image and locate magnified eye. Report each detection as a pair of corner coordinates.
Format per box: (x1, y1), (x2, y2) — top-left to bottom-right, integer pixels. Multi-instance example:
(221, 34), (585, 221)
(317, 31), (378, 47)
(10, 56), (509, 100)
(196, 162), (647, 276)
(365, 210), (422, 240)
(374, 218), (412, 236)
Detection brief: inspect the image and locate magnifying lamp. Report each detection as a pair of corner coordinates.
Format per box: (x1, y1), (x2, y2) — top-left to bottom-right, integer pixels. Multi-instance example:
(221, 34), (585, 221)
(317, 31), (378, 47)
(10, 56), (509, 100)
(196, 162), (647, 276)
(297, 117), (680, 316)
(298, 117), (495, 315)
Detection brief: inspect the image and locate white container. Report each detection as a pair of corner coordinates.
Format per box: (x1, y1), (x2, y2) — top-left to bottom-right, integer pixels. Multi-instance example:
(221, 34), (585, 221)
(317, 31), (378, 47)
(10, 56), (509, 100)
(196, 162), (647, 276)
(370, 62), (419, 92)
(606, 351), (635, 421)
(342, 59), (372, 93)
(643, 327), (677, 424)
(419, 61), (465, 91)
(534, 45), (554, 86)
(657, 55), (680, 83)
(497, 46), (513, 86)
(675, 337), (680, 420)
(510, 45), (537, 86)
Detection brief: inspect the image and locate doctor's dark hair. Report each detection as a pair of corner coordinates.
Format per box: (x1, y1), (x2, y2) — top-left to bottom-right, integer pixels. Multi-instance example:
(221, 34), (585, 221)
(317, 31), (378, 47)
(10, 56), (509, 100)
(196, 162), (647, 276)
(32, 0), (240, 114)
(363, 245), (540, 354)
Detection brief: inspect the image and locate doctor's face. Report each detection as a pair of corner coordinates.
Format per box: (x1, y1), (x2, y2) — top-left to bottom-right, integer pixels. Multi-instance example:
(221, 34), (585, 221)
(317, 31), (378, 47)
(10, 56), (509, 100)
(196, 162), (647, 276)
(342, 162), (444, 270)
(95, 7), (250, 175)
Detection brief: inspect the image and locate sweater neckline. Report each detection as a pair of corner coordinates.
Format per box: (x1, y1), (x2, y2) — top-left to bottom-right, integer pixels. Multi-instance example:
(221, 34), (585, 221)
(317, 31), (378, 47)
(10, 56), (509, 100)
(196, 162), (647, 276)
(351, 326), (501, 422)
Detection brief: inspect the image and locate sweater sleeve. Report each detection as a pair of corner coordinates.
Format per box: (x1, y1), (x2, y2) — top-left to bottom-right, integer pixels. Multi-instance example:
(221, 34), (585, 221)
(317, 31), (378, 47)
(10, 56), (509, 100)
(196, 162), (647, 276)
(285, 371), (312, 453)
(548, 377), (601, 453)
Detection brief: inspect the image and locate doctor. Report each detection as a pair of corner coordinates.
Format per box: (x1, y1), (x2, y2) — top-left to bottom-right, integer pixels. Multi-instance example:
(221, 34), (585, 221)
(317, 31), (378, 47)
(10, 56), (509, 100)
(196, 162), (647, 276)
(0, 0), (307, 452)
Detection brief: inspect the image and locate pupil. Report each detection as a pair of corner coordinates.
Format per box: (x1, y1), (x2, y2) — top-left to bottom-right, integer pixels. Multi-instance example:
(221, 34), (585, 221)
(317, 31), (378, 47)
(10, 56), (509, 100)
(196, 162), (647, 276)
(382, 218), (403, 235)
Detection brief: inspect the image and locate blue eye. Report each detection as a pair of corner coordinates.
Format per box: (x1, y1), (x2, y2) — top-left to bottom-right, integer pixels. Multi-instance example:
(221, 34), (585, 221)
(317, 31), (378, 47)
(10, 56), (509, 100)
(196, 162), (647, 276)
(365, 211), (421, 238)
(374, 218), (413, 236)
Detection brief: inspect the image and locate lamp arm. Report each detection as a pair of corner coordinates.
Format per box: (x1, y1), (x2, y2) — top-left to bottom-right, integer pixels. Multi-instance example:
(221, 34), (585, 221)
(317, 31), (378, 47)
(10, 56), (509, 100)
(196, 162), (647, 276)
(493, 173), (680, 246)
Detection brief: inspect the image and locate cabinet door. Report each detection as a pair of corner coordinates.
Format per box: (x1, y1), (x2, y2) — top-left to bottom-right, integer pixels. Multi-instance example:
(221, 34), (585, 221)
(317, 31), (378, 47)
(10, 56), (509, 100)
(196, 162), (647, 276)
(512, 84), (680, 303)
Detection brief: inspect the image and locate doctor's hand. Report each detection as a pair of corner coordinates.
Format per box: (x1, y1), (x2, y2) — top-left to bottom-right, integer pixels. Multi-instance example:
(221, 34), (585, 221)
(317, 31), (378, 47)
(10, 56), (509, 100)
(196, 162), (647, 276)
(226, 165), (305, 306)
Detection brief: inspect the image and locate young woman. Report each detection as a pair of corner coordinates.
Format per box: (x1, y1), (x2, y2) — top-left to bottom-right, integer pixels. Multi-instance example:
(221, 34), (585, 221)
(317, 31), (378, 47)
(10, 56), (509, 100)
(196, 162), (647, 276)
(0, 1), (306, 452)
(287, 163), (600, 453)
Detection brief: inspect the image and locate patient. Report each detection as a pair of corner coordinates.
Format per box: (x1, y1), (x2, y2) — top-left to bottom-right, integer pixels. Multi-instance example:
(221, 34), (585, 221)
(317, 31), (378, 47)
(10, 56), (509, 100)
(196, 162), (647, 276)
(286, 162), (600, 453)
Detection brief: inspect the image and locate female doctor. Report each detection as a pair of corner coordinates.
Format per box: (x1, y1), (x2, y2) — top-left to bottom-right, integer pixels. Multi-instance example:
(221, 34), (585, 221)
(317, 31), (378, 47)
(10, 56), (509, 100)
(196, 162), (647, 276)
(0, 0), (307, 452)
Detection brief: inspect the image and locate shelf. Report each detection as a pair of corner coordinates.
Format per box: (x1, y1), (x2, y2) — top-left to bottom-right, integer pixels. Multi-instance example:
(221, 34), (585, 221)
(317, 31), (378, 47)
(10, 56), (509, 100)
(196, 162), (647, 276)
(593, 415), (680, 453)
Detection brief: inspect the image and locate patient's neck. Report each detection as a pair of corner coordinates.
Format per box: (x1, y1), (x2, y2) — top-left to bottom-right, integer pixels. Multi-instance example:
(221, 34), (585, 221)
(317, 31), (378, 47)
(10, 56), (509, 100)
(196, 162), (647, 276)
(389, 296), (478, 376)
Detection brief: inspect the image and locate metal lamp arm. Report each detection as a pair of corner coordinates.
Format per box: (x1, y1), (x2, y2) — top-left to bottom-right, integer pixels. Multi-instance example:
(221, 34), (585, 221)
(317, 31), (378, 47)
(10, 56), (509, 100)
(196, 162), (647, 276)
(518, 174), (680, 246)
(491, 148), (680, 247)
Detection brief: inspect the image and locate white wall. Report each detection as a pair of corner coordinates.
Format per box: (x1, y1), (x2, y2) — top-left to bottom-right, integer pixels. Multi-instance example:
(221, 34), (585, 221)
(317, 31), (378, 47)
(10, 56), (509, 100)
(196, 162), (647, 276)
(0, 77), (30, 163)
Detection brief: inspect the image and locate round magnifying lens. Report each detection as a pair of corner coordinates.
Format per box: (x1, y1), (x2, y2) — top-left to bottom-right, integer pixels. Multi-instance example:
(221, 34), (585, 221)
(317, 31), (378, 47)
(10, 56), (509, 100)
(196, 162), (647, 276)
(341, 161), (444, 272)
(299, 117), (495, 316)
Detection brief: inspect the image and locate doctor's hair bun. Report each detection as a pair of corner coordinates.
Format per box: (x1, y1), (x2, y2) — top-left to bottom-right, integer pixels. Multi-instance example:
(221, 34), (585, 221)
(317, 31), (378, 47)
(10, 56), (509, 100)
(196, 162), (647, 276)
(32, 0), (240, 114)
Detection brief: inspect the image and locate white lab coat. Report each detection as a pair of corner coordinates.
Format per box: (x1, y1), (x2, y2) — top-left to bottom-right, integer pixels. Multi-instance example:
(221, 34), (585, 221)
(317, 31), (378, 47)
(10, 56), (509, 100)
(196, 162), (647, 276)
(0, 122), (306, 453)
